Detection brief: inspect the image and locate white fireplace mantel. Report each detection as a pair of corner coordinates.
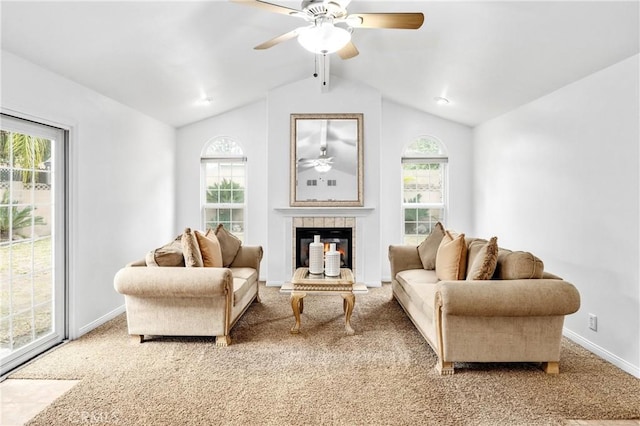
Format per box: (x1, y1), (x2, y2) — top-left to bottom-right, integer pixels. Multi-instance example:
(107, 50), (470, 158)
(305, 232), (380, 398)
(274, 207), (375, 217)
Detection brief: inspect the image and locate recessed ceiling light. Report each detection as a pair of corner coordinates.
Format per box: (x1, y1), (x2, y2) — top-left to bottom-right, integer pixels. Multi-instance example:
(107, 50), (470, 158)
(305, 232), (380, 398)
(434, 96), (450, 105)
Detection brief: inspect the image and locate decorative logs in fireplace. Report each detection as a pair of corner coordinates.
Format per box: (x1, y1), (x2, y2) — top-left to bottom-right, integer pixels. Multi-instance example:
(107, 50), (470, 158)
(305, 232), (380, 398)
(296, 227), (353, 270)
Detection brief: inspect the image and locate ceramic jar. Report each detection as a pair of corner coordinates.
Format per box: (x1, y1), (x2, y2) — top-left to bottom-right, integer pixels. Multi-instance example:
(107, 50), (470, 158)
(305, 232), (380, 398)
(324, 243), (340, 277)
(308, 235), (324, 274)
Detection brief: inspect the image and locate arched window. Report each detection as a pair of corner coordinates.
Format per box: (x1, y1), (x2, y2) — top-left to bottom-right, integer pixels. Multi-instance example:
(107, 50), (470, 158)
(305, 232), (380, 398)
(401, 136), (448, 245)
(201, 137), (246, 241)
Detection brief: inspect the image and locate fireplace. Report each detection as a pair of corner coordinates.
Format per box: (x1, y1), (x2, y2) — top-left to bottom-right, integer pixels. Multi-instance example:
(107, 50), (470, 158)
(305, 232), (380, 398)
(295, 227), (353, 270)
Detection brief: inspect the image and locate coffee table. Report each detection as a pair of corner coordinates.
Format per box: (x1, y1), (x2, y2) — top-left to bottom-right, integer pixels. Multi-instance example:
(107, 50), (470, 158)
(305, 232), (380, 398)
(280, 267), (368, 335)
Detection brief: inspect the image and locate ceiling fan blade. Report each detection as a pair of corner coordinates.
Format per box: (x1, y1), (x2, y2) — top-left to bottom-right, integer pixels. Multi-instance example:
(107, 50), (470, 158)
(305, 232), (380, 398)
(230, 0), (302, 16)
(254, 29), (300, 50)
(337, 41), (359, 60)
(348, 13), (425, 30)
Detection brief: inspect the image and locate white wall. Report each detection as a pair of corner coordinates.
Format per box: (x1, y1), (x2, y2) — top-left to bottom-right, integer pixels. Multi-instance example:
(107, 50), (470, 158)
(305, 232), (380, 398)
(266, 76), (382, 286)
(380, 100), (474, 280)
(175, 75), (474, 285)
(1, 50), (176, 338)
(473, 54), (640, 377)
(174, 100), (268, 250)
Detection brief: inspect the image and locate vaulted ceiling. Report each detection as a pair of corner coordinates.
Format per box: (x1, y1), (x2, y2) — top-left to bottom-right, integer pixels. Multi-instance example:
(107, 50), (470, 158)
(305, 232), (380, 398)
(1, 1), (638, 128)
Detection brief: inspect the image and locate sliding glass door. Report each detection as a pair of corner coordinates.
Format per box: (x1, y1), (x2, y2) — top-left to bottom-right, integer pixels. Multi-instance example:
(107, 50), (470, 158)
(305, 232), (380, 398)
(0, 114), (67, 375)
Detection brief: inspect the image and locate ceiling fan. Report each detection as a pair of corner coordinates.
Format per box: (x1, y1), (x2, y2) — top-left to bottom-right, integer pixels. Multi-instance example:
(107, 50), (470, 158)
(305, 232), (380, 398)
(298, 146), (334, 173)
(230, 0), (424, 59)
(297, 119), (336, 173)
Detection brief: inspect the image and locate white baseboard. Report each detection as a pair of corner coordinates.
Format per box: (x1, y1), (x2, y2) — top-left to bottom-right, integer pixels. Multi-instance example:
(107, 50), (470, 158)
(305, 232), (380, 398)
(563, 328), (640, 378)
(76, 305), (126, 339)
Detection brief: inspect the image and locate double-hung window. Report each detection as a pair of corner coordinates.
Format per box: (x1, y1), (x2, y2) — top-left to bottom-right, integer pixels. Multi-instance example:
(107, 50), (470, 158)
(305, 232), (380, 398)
(201, 137), (246, 241)
(401, 136), (448, 245)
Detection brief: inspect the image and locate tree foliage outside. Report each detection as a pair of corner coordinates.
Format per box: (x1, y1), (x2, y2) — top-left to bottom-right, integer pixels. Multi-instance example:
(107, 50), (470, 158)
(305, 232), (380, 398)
(0, 190), (46, 242)
(206, 178), (244, 203)
(0, 130), (51, 184)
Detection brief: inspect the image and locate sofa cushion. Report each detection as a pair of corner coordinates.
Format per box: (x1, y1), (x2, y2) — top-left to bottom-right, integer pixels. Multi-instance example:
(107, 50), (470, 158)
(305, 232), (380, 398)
(417, 222), (445, 270)
(495, 251), (544, 280)
(230, 267), (258, 306)
(436, 231), (467, 280)
(211, 224), (242, 267)
(396, 269), (439, 287)
(395, 270), (438, 321)
(195, 230), (223, 267)
(466, 236), (499, 280)
(181, 228), (203, 267)
(145, 236), (185, 267)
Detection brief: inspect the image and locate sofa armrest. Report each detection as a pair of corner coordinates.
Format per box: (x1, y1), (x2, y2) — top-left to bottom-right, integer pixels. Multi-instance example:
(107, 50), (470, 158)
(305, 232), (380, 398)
(436, 279), (580, 317)
(388, 245), (423, 279)
(114, 267), (233, 298)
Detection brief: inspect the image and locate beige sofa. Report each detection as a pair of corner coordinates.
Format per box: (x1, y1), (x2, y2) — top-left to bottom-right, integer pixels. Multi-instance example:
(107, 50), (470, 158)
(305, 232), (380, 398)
(389, 232), (580, 375)
(114, 227), (263, 347)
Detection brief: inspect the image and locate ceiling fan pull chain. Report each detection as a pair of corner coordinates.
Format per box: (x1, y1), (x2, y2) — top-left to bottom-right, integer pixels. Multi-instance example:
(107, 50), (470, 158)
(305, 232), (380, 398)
(323, 53), (328, 86)
(313, 54), (318, 78)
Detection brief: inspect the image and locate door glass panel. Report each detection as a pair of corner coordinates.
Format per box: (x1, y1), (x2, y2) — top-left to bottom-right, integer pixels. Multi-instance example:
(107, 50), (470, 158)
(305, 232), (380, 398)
(1, 115), (66, 375)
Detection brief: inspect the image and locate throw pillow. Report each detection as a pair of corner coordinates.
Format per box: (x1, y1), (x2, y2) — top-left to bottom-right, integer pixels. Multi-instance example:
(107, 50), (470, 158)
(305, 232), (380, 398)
(195, 230), (223, 267)
(417, 222), (445, 270)
(495, 251), (544, 280)
(435, 230), (467, 280)
(181, 227), (203, 267)
(465, 238), (488, 269)
(145, 235), (185, 267)
(212, 224), (242, 267)
(466, 236), (498, 280)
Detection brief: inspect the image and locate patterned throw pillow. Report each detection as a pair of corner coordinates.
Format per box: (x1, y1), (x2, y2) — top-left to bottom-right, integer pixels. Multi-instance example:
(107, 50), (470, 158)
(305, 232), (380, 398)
(181, 228), (203, 267)
(195, 230), (223, 267)
(466, 236), (499, 280)
(435, 230), (468, 281)
(145, 235), (185, 267)
(211, 224), (242, 267)
(417, 222), (445, 270)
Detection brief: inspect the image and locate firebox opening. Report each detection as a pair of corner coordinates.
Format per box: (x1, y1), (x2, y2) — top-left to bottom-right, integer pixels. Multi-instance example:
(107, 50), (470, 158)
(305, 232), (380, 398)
(295, 227), (353, 270)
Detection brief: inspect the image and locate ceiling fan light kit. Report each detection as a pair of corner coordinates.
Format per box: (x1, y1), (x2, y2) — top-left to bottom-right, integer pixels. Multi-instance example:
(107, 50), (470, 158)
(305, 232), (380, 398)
(298, 18), (351, 54)
(313, 146), (334, 172)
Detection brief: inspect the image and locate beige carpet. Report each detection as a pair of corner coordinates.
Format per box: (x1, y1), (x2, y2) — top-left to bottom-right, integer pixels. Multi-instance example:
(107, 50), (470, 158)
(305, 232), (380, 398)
(11, 283), (640, 425)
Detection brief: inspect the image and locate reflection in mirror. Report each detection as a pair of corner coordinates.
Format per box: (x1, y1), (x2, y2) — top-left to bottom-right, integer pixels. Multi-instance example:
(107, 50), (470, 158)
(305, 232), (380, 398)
(290, 113), (363, 207)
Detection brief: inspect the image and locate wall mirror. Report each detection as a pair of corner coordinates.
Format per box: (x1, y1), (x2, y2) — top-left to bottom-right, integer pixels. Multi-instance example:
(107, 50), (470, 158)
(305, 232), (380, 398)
(290, 113), (363, 207)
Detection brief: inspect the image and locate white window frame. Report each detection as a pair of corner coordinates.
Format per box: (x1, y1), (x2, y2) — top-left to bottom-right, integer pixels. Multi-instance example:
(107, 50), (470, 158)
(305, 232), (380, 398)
(200, 137), (247, 241)
(401, 136), (448, 245)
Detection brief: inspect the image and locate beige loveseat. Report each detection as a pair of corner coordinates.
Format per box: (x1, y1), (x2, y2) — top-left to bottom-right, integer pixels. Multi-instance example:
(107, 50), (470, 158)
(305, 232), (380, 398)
(389, 224), (580, 375)
(114, 226), (263, 347)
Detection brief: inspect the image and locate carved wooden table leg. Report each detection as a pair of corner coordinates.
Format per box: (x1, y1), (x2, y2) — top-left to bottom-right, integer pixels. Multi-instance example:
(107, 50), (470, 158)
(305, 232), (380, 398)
(290, 292), (306, 334)
(342, 293), (356, 335)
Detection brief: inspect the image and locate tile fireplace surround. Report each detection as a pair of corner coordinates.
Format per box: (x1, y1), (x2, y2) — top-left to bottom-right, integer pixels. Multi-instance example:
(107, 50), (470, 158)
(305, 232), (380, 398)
(292, 216), (356, 275)
(273, 207), (375, 286)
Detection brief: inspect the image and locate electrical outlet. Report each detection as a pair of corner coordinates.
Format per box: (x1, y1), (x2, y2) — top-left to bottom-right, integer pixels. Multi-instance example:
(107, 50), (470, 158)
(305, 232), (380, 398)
(588, 313), (598, 331)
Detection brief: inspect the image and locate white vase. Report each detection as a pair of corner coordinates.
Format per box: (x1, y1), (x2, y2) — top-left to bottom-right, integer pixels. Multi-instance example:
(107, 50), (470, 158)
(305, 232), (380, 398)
(308, 235), (324, 274)
(325, 243), (341, 277)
